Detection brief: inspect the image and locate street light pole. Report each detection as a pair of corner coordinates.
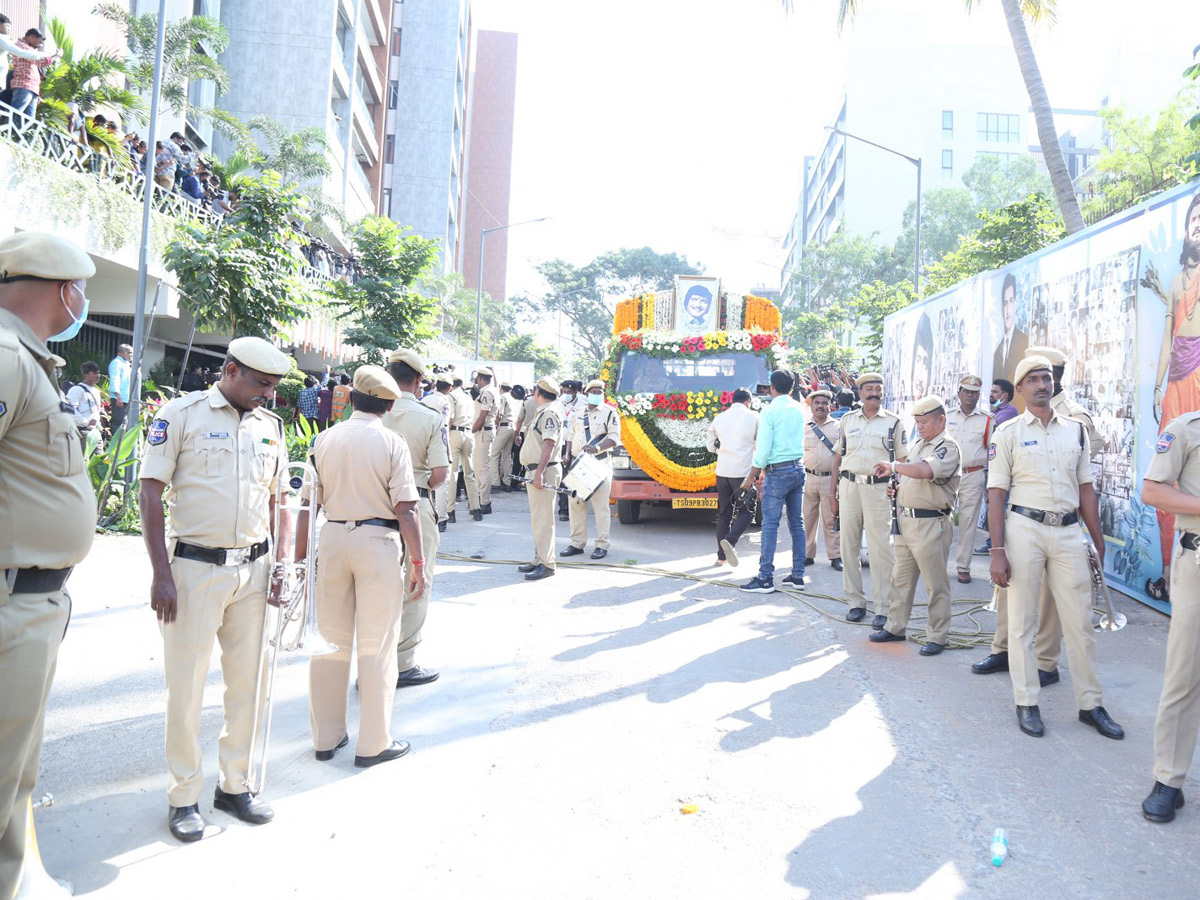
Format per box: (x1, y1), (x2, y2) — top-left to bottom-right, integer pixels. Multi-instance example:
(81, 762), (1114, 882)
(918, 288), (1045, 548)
(475, 216), (550, 361)
(826, 125), (922, 293)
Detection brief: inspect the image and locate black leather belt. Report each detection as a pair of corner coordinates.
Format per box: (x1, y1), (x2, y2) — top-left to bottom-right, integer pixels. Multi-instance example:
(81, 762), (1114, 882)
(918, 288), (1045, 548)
(417, 488), (431, 499)
(1009, 505), (1078, 527)
(544, 461), (559, 467)
(842, 471), (888, 485)
(1182, 532), (1200, 551)
(765, 459), (803, 472)
(327, 517), (400, 530)
(174, 539), (270, 566)
(805, 468), (831, 477)
(480, 426), (494, 431)
(4, 566), (73, 593)
(902, 507), (951, 519)
(450, 425), (469, 432)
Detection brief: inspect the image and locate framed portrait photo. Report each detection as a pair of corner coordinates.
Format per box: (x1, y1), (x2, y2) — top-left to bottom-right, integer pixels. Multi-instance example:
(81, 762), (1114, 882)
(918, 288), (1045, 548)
(674, 276), (721, 332)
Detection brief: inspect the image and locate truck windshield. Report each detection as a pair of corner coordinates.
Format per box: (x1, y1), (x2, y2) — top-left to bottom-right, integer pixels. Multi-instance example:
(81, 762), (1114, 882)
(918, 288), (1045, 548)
(615, 351), (771, 395)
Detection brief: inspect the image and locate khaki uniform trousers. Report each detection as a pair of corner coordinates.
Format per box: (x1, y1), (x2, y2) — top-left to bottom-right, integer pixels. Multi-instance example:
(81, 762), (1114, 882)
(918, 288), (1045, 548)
(1005, 515), (1102, 709)
(803, 473), (840, 561)
(491, 424), (515, 489)
(162, 554), (269, 806)
(473, 430), (495, 506)
(528, 466), (562, 569)
(310, 523), (404, 758)
(0, 586), (69, 898)
(449, 430), (479, 510)
(397, 495), (439, 671)
(884, 515), (953, 644)
(433, 484), (448, 524)
(1153, 545), (1200, 788)
(990, 583), (1063, 668)
(954, 469), (987, 574)
(840, 479), (895, 616)
(568, 475), (612, 550)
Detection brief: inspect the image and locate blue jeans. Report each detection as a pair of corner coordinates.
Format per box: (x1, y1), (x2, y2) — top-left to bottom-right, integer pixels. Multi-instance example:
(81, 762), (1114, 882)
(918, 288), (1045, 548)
(8, 89), (38, 119)
(758, 464), (806, 581)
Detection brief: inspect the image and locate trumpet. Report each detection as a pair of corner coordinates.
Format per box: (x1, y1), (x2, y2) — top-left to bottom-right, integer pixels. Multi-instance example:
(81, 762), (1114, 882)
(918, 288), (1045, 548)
(244, 461), (336, 796)
(1081, 528), (1127, 632)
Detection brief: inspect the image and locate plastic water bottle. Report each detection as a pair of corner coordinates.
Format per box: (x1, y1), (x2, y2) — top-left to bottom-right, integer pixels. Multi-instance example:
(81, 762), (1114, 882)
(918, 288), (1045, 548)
(990, 828), (1008, 867)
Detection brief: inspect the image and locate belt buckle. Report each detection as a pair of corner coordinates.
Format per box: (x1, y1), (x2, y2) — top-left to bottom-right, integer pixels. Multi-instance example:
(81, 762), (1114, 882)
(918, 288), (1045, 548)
(1044, 511), (1062, 526)
(226, 546), (251, 565)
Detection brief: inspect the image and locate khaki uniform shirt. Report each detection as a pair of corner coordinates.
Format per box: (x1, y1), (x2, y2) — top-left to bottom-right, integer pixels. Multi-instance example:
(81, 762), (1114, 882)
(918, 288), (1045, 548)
(449, 388), (474, 428)
(141, 386), (288, 548)
(382, 391), (450, 491)
(898, 432), (961, 510)
(568, 403), (622, 455)
(311, 411), (418, 520)
(1051, 391), (1103, 459)
(946, 406), (992, 470)
(520, 403), (562, 467)
(802, 417), (841, 474)
(987, 408), (1091, 514)
(518, 396), (537, 436)
(421, 389), (451, 424)
(1145, 411), (1200, 534)
(0, 309), (95, 570)
(497, 392), (516, 427)
(836, 408), (907, 473)
(476, 384), (499, 429)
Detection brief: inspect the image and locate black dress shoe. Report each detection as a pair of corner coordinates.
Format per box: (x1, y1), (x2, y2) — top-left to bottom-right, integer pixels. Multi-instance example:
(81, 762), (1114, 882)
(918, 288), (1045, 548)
(213, 787), (274, 825)
(1039, 668), (1060, 687)
(471, 509), (483, 521)
(396, 665), (439, 688)
(871, 614), (887, 630)
(869, 629), (905, 643)
(972, 651), (1009, 675)
(1143, 782), (1185, 823)
(1079, 706), (1124, 740)
(804, 557), (815, 566)
(831, 558), (843, 571)
(560, 545), (585, 557)
(846, 607), (866, 623)
(315, 734), (349, 762)
(517, 562), (537, 573)
(354, 740), (411, 768)
(447, 511), (456, 524)
(1017, 704), (1045, 737)
(524, 564), (554, 581)
(558, 513), (570, 521)
(920, 642), (944, 656)
(591, 548), (607, 559)
(438, 521), (447, 533)
(482, 503), (493, 515)
(168, 804), (206, 842)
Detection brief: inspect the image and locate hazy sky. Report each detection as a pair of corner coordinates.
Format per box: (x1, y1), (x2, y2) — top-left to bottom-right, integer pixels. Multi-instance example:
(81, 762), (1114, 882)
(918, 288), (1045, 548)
(469, 0), (1196, 317)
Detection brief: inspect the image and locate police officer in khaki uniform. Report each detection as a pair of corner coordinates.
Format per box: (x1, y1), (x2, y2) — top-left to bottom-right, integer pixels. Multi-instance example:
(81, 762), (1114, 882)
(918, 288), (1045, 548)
(513, 387), (539, 487)
(472, 367), (499, 513)
(518, 377), (563, 581)
(802, 390), (842, 571)
(448, 377), (481, 520)
(987, 355), (1123, 739)
(384, 349), (449, 688)
(491, 381), (517, 492)
(422, 372), (454, 530)
(561, 379), (621, 560)
(300, 366), (425, 770)
(830, 372), (906, 628)
(0, 232), (96, 897)
(868, 396), (961, 655)
(946, 375), (992, 584)
(140, 336), (292, 842)
(972, 347), (1102, 682)
(1140, 411), (1200, 821)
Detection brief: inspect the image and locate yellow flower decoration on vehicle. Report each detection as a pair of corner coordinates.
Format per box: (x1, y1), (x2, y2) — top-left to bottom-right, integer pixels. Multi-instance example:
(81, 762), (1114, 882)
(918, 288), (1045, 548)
(614, 298), (639, 335)
(743, 295), (782, 334)
(621, 419), (717, 492)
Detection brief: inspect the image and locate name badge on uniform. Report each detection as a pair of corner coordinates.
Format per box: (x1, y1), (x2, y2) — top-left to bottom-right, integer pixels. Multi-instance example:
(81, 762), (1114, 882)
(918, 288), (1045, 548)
(1021, 440), (1038, 447)
(148, 419), (169, 445)
(204, 431), (230, 439)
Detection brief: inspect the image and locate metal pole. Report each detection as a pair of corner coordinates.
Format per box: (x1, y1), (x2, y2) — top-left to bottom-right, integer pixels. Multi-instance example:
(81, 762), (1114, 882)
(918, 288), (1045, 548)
(128, 0), (169, 439)
(914, 158), (922, 294)
(475, 227), (487, 362)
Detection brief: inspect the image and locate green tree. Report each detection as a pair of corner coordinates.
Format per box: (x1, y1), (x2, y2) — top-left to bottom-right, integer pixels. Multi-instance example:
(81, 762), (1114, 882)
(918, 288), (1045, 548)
(323, 217), (441, 365)
(893, 187), (982, 273)
(164, 171), (316, 337)
(240, 115), (333, 183)
(786, 279), (914, 369)
(497, 333), (561, 376)
(961, 153), (1052, 212)
(787, 230), (897, 316)
(36, 14), (144, 135)
(426, 272), (514, 357)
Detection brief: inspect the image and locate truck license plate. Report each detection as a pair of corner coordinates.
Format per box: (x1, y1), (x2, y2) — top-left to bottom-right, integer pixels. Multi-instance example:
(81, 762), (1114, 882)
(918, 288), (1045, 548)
(672, 497), (718, 509)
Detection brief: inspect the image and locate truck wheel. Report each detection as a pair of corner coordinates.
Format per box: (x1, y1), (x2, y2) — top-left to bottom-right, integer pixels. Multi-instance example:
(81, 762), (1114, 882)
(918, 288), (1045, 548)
(617, 499), (642, 524)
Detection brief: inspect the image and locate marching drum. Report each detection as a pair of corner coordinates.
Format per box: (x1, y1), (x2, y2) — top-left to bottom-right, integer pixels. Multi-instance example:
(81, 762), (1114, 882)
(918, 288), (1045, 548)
(561, 452), (608, 501)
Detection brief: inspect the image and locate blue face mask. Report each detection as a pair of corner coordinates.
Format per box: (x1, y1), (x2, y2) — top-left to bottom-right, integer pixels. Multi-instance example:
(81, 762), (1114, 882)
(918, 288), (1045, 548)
(586, 392), (602, 406)
(47, 282), (90, 342)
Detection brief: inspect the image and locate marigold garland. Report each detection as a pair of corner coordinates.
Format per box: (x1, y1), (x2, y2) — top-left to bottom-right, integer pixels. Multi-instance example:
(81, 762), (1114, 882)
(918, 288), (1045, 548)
(743, 295), (782, 334)
(621, 417), (717, 492)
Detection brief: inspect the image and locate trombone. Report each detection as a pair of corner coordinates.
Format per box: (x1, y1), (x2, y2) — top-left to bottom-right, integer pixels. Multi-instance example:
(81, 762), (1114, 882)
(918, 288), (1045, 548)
(244, 461), (336, 796)
(1082, 528), (1127, 632)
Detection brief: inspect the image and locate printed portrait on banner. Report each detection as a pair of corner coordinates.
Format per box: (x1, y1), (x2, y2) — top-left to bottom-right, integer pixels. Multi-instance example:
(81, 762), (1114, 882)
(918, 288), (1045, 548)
(674, 276), (720, 332)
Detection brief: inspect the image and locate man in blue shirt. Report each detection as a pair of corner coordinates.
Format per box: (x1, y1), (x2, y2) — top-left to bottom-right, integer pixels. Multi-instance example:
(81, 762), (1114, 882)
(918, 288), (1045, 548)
(830, 390), (854, 420)
(297, 375), (321, 424)
(739, 370), (808, 593)
(107, 343), (132, 431)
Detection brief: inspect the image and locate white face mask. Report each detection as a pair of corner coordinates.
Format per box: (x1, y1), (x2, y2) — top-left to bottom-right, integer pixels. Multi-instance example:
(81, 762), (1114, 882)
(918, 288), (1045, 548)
(48, 281), (90, 342)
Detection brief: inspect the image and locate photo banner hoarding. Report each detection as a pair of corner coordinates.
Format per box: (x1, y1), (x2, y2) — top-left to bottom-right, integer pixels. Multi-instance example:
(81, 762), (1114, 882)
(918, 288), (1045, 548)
(883, 179), (1200, 614)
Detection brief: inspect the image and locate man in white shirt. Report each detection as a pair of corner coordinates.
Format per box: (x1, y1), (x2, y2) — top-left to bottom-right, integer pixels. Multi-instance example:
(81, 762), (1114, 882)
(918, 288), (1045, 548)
(67, 360), (104, 446)
(706, 388), (759, 566)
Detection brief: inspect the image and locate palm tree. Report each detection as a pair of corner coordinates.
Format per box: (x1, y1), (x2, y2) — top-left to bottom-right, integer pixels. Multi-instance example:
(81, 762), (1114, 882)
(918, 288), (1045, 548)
(37, 14), (145, 132)
(802, 0), (1086, 234)
(244, 115), (333, 183)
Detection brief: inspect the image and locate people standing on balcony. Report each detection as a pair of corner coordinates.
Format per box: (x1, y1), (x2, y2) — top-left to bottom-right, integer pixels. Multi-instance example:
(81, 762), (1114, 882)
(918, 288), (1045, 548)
(1, 17), (53, 108)
(107, 343), (133, 431)
(180, 168), (203, 204)
(153, 141), (176, 192)
(6, 27), (56, 120)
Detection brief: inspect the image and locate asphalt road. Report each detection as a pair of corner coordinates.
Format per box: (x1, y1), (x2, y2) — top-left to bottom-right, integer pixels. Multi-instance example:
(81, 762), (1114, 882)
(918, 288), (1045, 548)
(30, 490), (1196, 898)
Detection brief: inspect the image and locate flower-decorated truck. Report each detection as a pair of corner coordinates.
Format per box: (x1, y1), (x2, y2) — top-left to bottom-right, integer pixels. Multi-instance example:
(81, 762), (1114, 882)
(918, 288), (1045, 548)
(602, 284), (786, 523)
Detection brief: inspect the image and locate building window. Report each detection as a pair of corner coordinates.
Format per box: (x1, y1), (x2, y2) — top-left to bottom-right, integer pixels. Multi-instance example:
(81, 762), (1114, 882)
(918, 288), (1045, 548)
(388, 80), (398, 110)
(977, 112), (1020, 143)
(392, 27), (402, 56)
(383, 188), (393, 218)
(942, 110), (953, 139)
(385, 134), (395, 165)
(942, 149), (953, 178)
